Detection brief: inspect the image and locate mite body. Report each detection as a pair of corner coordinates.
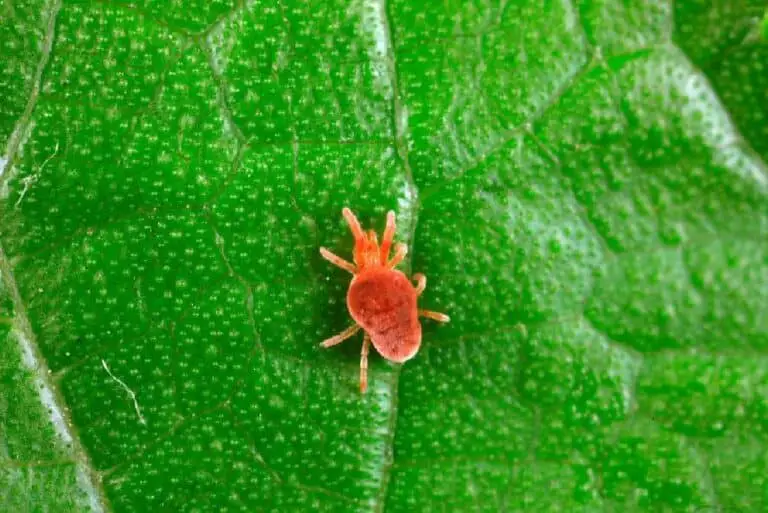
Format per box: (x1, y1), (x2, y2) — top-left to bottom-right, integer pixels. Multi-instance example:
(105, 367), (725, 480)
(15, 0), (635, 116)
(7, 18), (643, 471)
(348, 268), (421, 363)
(319, 207), (449, 393)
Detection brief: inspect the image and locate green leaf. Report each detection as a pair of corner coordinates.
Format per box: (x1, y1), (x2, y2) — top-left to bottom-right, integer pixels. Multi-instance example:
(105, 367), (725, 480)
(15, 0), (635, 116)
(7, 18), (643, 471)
(2, 1), (767, 512)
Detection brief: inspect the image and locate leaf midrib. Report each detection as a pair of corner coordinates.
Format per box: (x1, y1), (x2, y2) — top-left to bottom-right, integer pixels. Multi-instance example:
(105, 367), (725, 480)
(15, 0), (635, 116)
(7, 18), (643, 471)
(0, 242), (110, 512)
(1, 0), (110, 509)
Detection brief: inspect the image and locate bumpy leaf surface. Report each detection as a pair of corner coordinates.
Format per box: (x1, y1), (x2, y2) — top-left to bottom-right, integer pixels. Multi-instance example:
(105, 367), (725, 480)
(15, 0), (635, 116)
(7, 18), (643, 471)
(1, 1), (767, 512)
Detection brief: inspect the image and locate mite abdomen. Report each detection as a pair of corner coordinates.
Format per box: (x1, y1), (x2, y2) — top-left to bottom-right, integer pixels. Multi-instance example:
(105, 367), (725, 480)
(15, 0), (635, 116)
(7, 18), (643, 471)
(370, 320), (421, 363)
(347, 269), (421, 362)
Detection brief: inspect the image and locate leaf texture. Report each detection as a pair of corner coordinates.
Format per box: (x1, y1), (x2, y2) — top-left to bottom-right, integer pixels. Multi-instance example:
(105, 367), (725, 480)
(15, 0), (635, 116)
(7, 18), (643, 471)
(1, 1), (767, 512)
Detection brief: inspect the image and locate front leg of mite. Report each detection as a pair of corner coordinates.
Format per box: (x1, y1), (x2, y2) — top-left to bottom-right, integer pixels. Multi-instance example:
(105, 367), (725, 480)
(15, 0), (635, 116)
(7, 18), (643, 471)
(319, 247), (356, 274)
(387, 243), (408, 269)
(342, 207), (368, 266)
(379, 210), (396, 264)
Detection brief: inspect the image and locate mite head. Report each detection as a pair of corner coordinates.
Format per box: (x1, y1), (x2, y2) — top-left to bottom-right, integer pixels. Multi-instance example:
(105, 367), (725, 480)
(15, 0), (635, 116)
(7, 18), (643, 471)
(343, 208), (406, 271)
(354, 229), (382, 269)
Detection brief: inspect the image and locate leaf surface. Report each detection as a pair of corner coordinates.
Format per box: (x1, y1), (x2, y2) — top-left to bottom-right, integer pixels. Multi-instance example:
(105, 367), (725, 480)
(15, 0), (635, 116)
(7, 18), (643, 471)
(1, 1), (767, 512)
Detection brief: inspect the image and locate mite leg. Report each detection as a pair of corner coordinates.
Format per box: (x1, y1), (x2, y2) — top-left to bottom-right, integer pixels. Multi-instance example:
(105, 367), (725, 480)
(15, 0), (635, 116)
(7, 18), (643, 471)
(418, 309), (450, 323)
(342, 207), (366, 241)
(387, 243), (408, 269)
(412, 273), (426, 296)
(379, 210), (396, 264)
(320, 324), (361, 348)
(319, 247), (356, 274)
(360, 332), (371, 393)
(343, 207), (368, 265)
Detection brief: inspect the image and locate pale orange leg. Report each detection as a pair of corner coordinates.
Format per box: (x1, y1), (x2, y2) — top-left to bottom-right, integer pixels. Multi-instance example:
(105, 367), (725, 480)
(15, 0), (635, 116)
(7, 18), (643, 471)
(360, 332), (371, 393)
(419, 309), (450, 323)
(343, 207), (369, 265)
(342, 207), (365, 241)
(387, 243), (408, 269)
(412, 275), (448, 321)
(412, 273), (426, 296)
(379, 210), (396, 264)
(320, 324), (361, 348)
(319, 247), (356, 274)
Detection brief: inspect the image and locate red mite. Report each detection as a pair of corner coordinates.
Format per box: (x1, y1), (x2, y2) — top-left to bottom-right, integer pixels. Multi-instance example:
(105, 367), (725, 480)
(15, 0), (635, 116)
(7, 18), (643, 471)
(319, 207), (449, 393)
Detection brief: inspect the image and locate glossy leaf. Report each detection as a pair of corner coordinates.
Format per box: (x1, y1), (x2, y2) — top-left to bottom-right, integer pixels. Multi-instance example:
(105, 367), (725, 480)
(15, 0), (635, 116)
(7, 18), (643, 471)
(2, 1), (767, 512)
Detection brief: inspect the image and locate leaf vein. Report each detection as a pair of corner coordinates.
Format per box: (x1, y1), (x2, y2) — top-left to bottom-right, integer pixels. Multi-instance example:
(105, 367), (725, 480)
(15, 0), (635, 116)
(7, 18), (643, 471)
(0, 241), (110, 512)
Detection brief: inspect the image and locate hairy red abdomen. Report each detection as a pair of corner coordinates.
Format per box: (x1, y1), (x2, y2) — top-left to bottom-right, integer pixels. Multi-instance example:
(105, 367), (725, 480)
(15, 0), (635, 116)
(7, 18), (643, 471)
(346, 268), (421, 363)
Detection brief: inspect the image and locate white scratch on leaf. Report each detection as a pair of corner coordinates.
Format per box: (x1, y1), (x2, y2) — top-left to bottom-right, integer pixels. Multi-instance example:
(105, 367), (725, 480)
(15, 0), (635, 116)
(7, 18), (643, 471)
(101, 359), (147, 426)
(14, 142), (59, 207)
(14, 175), (37, 207)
